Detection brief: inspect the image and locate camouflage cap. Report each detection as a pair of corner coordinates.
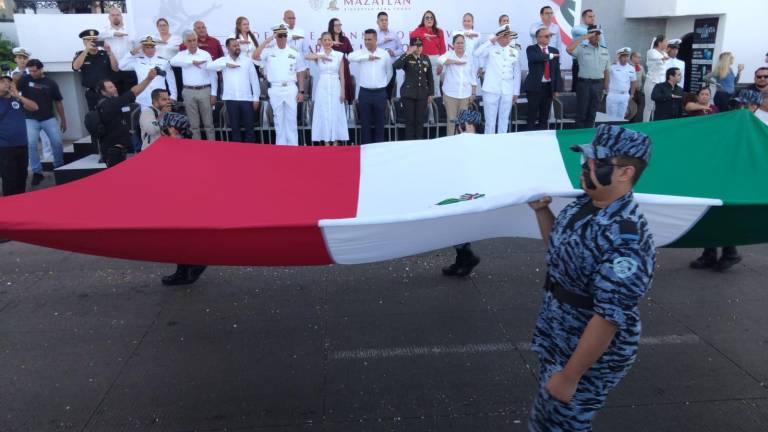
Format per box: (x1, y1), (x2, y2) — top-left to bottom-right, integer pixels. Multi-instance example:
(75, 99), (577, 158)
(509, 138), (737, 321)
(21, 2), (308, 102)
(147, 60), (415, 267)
(159, 112), (192, 138)
(571, 124), (652, 162)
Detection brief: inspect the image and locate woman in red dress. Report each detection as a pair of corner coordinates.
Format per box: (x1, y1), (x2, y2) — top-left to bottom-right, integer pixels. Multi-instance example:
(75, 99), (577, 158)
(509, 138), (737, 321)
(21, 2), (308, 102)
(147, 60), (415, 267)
(410, 10), (447, 97)
(328, 18), (354, 104)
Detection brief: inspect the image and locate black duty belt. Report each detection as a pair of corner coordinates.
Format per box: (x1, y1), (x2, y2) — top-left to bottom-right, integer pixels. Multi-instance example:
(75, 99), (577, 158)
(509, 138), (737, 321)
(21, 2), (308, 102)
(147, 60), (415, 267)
(543, 276), (594, 310)
(580, 78), (603, 83)
(183, 84), (211, 90)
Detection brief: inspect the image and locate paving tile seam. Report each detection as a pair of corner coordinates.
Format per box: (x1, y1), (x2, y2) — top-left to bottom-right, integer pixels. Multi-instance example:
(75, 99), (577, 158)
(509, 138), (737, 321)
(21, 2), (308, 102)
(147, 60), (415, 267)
(604, 395), (768, 409)
(79, 306), (167, 432)
(319, 279), (330, 422)
(470, 276), (540, 383)
(187, 408), (532, 431)
(651, 301), (768, 391)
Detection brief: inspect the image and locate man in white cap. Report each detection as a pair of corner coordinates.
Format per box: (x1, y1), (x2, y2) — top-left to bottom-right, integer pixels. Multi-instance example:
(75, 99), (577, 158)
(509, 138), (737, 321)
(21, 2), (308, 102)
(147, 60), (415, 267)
(475, 24), (521, 134)
(252, 24), (307, 146)
(666, 38), (685, 90)
(606, 47), (637, 119)
(9, 47), (31, 79)
(118, 36), (177, 108)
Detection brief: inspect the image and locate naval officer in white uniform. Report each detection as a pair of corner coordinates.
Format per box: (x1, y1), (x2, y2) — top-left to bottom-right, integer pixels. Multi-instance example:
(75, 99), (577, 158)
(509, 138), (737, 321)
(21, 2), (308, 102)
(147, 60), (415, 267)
(606, 47), (637, 119)
(118, 36), (177, 108)
(252, 24), (307, 146)
(666, 38), (686, 90)
(474, 24), (521, 134)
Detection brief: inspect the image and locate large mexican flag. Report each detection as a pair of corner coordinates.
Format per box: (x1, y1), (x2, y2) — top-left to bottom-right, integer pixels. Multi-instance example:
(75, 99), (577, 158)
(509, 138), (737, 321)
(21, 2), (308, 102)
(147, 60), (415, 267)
(0, 110), (766, 266)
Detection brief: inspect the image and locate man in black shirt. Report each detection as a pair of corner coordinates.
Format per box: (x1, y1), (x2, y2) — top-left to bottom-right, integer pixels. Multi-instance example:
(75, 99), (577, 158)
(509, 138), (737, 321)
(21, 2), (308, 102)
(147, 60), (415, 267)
(72, 29), (119, 111)
(95, 68), (157, 167)
(18, 59), (67, 186)
(650, 67), (683, 121)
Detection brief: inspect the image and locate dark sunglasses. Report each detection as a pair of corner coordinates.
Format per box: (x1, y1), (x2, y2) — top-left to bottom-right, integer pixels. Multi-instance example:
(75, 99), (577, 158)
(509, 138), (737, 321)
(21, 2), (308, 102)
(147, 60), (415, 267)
(276, 34), (287, 38)
(756, 75), (768, 79)
(424, 16), (434, 20)
(581, 159), (629, 171)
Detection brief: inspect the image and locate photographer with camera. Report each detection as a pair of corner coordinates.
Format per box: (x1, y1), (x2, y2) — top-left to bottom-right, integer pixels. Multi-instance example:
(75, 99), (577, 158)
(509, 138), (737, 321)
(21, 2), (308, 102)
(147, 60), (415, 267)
(139, 88), (172, 150)
(118, 36), (177, 108)
(72, 29), (119, 111)
(150, 111), (207, 286)
(92, 68), (158, 167)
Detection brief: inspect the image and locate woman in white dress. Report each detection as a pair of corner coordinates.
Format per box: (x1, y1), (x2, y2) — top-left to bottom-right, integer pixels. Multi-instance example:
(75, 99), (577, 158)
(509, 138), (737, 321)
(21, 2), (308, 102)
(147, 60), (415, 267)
(154, 18), (182, 60)
(230, 16), (259, 58)
(306, 32), (349, 145)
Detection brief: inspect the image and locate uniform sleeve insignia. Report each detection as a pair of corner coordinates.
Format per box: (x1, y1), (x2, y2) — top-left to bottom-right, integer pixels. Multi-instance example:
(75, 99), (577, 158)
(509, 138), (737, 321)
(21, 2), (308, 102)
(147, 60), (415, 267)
(618, 220), (640, 243)
(613, 257), (638, 278)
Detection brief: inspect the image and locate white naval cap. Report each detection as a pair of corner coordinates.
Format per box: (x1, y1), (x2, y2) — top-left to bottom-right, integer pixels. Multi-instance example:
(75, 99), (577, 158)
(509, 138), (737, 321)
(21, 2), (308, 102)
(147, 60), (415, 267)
(271, 24), (289, 35)
(12, 47), (31, 58)
(668, 38), (682, 47)
(616, 47), (632, 56)
(494, 24), (518, 38)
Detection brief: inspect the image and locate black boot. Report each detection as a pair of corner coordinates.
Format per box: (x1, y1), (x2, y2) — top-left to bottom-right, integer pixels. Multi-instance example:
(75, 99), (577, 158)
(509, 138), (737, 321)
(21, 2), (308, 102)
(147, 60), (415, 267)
(715, 247), (742, 272)
(442, 247), (463, 276)
(162, 265), (207, 286)
(454, 244), (481, 277)
(690, 248), (717, 269)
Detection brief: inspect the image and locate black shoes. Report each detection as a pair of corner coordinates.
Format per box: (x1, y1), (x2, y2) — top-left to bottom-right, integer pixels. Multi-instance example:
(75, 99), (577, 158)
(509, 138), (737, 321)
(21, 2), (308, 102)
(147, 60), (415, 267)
(442, 245), (481, 277)
(690, 247), (742, 272)
(161, 265), (208, 286)
(31, 173), (45, 186)
(689, 253), (717, 269)
(714, 254), (742, 272)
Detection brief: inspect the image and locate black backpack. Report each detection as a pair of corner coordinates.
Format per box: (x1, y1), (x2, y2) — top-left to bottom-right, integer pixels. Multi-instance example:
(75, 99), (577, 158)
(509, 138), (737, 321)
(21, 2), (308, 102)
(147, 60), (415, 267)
(83, 99), (107, 140)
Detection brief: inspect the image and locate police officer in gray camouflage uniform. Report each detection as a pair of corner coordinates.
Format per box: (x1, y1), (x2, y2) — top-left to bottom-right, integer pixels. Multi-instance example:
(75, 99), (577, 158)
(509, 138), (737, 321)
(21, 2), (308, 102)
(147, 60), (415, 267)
(527, 124), (656, 431)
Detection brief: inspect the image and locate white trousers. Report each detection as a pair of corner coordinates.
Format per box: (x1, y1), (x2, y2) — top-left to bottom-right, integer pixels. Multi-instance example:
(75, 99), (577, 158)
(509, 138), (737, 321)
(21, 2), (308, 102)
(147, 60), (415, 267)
(606, 92), (630, 119)
(643, 80), (657, 122)
(483, 92), (513, 134)
(268, 85), (299, 146)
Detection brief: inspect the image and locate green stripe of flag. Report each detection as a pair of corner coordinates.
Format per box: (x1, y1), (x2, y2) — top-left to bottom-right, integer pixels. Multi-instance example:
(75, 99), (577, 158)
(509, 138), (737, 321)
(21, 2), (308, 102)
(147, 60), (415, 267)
(556, 110), (768, 205)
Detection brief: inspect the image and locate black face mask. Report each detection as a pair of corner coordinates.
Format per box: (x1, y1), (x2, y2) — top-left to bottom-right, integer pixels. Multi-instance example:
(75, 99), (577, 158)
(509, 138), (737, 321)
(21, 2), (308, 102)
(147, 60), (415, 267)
(582, 159), (616, 190)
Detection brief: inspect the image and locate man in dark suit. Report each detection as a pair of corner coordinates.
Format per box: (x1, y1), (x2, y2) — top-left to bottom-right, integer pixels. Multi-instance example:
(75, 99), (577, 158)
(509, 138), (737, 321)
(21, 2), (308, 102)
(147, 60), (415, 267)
(523, 27), (563, 130)
(650, 67), (683, 121)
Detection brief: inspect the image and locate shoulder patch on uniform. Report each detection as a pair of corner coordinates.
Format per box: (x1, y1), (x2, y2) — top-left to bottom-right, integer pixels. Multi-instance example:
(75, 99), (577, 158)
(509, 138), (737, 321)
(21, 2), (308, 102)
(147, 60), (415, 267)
(613, 257), (638, 278)
(617, 219), (640, 243)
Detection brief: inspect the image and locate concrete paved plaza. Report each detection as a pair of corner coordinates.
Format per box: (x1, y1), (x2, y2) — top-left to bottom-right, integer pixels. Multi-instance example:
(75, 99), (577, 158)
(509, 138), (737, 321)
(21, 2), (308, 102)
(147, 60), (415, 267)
(2, 236), (768, 431)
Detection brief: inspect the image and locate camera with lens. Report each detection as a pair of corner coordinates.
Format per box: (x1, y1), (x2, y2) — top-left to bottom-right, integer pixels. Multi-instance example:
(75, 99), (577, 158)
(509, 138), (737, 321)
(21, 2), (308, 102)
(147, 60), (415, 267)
(0, 64), (10, 72)
(153, 66), (167, 77)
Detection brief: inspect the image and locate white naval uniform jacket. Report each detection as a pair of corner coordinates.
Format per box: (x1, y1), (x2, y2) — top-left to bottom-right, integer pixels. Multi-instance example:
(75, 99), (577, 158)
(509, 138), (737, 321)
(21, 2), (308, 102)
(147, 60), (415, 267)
(118, 53), (177, 107)
(475, 41), (521, 96)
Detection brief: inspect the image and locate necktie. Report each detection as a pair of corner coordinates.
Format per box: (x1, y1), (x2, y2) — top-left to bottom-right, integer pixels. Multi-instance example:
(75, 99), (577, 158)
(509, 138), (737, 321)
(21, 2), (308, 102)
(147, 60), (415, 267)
(543, 46), (550, 80)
